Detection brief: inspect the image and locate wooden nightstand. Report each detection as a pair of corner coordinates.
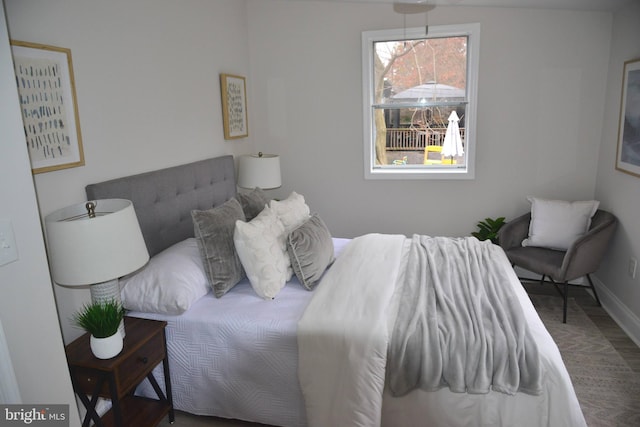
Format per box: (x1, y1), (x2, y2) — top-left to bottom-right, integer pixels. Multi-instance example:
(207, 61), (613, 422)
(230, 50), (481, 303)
(65, 316), (175, 427)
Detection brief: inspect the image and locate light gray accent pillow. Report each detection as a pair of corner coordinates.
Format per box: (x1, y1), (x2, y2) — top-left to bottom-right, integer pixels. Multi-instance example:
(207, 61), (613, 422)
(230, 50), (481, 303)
(192, 198), (246, 297)
(522, 197), (600, 250)
(236, 188), (269, 221)
(287, 214), (335, 290)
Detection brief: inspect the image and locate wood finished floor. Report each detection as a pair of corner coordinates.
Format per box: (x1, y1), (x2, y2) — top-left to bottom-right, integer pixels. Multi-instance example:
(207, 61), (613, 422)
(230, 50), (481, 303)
(160, 281), (640, 427)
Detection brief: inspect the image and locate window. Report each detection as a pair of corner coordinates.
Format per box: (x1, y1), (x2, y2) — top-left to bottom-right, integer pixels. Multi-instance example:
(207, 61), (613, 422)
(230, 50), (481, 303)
(362, 23), (480, 180)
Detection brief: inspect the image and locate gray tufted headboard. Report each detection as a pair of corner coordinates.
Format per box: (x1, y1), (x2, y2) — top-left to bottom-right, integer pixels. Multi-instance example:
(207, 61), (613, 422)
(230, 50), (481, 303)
(86, 155), (236, 257)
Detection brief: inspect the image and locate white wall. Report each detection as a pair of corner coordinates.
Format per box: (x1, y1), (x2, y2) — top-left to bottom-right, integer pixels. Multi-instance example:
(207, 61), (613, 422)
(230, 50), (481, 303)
(4, 0), (255, 342)
(3, 0), (640, 406)
(0, 1), (80, 423)
(594, 0), (640, 344)
(245, 0), (640, 342)
(246, 1), (612, 239)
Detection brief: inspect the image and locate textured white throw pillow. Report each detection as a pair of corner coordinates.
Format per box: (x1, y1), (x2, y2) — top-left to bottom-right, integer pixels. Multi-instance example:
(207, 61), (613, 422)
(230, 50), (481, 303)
(120, 238), (210, 314)
(522, 197), (600, 250)
(234, 206), (292, 299)
(269, 191), (311, 233)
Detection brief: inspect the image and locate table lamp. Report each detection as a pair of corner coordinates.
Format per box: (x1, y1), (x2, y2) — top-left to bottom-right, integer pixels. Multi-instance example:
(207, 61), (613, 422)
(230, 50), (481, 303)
(45, 199), (149, 335)
(237, 152), (282, 189)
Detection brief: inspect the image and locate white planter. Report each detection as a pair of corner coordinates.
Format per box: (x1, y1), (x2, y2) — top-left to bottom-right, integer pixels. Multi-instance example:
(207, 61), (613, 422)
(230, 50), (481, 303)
(90, 333), (123, 359)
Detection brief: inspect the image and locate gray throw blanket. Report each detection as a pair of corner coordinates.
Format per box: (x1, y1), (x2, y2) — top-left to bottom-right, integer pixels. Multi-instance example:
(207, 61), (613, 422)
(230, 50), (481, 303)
(387, 235), (542, 397)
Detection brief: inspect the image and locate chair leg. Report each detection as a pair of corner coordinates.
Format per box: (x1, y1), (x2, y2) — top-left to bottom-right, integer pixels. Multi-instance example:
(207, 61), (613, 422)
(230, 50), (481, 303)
(586, 274), (602, 307)
(548, 276), (569, 323)
(562, 281), (569, 324)
(539, 274), (546, 286)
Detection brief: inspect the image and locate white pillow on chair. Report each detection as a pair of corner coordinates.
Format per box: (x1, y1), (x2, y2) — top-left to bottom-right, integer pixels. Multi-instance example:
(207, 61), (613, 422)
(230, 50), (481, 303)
(522, 197), (600, 251)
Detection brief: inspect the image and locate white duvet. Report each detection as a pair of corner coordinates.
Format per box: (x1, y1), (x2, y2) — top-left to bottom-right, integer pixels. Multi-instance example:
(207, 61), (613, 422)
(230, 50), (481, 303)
(299, 234), (407, 427)
(298, 233), (587, 427)
(131, 235), (585, 427)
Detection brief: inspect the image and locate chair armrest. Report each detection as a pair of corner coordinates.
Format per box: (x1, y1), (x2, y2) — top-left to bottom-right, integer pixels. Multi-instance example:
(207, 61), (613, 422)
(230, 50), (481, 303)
(498, 212), (531, 251)
(561, 212), (618, 281)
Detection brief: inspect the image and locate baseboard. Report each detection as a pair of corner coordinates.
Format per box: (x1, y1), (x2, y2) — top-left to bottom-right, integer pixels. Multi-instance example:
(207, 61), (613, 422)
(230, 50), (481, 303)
(592, 275), (640, 348)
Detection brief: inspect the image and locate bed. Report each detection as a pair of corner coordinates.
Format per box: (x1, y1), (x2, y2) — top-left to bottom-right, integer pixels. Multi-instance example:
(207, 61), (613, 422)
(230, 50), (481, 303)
(85, 155), (587, 427)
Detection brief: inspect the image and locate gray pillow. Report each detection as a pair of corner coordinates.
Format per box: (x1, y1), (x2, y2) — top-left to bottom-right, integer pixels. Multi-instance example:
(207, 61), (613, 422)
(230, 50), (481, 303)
(236, 188), (269, 221)
(192, 198), (246, 297)
(286, 214), (335, 290)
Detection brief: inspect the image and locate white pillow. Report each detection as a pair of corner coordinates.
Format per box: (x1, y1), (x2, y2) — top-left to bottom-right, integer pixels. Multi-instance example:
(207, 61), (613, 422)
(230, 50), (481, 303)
(120, 238), (209, 314)
(234, 206), (293, 299)
(269, 191), (311, 233)
(522, 197), (600, 250)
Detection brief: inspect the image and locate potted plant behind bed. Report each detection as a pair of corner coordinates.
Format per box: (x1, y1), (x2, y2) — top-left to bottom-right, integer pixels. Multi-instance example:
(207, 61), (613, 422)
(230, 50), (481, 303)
(73, 300), (125, 359)
(471, 217), (506, 244)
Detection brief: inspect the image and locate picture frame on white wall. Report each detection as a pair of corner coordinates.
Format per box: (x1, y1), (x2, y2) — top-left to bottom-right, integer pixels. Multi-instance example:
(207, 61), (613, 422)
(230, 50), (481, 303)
(10, 40), (85, 174)
(220, 73), (248, 140)
(615, 57), (640, 178)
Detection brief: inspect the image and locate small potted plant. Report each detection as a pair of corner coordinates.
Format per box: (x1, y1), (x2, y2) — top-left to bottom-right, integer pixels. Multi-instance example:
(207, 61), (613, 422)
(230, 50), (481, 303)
(73, 300), (125, 359)
(471, 217), (506, 244)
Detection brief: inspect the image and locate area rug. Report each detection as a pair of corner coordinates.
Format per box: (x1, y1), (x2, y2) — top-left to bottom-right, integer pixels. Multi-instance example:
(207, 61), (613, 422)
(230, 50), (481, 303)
(530, 294), (640, 427)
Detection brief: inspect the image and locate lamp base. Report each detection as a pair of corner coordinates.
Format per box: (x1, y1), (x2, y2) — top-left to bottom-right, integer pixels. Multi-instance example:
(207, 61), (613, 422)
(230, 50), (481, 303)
(90, 279), (121, 303)
(90, 279), (125, 338)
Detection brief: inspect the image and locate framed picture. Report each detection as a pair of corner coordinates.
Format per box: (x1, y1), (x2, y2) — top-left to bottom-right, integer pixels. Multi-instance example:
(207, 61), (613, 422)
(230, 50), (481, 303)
(220, 73), (248, 139)
(10, 40), (84, 174)
(616, 57), (640, 178)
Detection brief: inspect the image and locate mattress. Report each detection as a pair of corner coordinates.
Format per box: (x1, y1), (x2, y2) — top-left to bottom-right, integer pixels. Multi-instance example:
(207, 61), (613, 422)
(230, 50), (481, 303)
(130, 237), (351, 426)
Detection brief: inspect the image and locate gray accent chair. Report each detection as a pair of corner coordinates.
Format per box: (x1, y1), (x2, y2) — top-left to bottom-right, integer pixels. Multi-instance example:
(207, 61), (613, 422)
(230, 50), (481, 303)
(498, 209), (618, 323)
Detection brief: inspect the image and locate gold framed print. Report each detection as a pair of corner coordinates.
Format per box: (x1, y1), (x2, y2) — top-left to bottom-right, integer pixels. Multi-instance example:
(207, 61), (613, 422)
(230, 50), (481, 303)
(10, 40), (85, 174)
(220, 73), (248, 139)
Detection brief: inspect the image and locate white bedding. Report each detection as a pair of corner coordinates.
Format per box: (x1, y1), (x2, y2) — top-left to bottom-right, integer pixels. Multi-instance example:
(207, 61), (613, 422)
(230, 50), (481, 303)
(299, 234), (586, 427)
(130, 238), (351, 426)
(131, 236), (585, 427)
(298, 234), (407, 427)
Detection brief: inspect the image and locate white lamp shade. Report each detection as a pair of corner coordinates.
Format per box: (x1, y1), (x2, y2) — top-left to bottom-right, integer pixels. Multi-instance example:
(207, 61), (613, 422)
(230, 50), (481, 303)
(45, 199), (150, 286)
(237, 153), (282, 189)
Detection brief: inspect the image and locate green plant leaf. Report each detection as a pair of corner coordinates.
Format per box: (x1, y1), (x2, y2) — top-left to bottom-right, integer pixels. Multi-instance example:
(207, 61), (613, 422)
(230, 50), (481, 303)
(471, 216), (506, 244)
(73, 300), (125, 338)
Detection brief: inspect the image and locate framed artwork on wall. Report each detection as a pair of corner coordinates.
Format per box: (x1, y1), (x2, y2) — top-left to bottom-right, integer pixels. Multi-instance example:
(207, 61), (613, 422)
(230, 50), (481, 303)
(615, 57), (640, 178)
(220, 73), (248, 139)
(10, 40), (85, 174)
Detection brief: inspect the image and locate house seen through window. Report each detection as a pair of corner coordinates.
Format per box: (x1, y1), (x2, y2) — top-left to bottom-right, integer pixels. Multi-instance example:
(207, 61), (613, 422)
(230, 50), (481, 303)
(362, 23), (480, 179)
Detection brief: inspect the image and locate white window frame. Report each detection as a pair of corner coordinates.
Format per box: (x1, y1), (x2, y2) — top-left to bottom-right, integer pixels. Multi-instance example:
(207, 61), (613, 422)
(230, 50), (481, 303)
(362, 23), (480, 180)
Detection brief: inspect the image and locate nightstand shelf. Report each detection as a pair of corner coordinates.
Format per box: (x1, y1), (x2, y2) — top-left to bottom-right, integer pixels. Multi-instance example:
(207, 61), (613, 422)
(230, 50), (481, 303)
(99, 395), (171, 427)
(66, 316), (174, 427)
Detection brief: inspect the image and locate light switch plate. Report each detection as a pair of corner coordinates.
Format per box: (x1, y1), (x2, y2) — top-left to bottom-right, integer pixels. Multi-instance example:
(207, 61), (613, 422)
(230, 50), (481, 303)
(629, 257), (638, 279)
(0, 219), (19, 267)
